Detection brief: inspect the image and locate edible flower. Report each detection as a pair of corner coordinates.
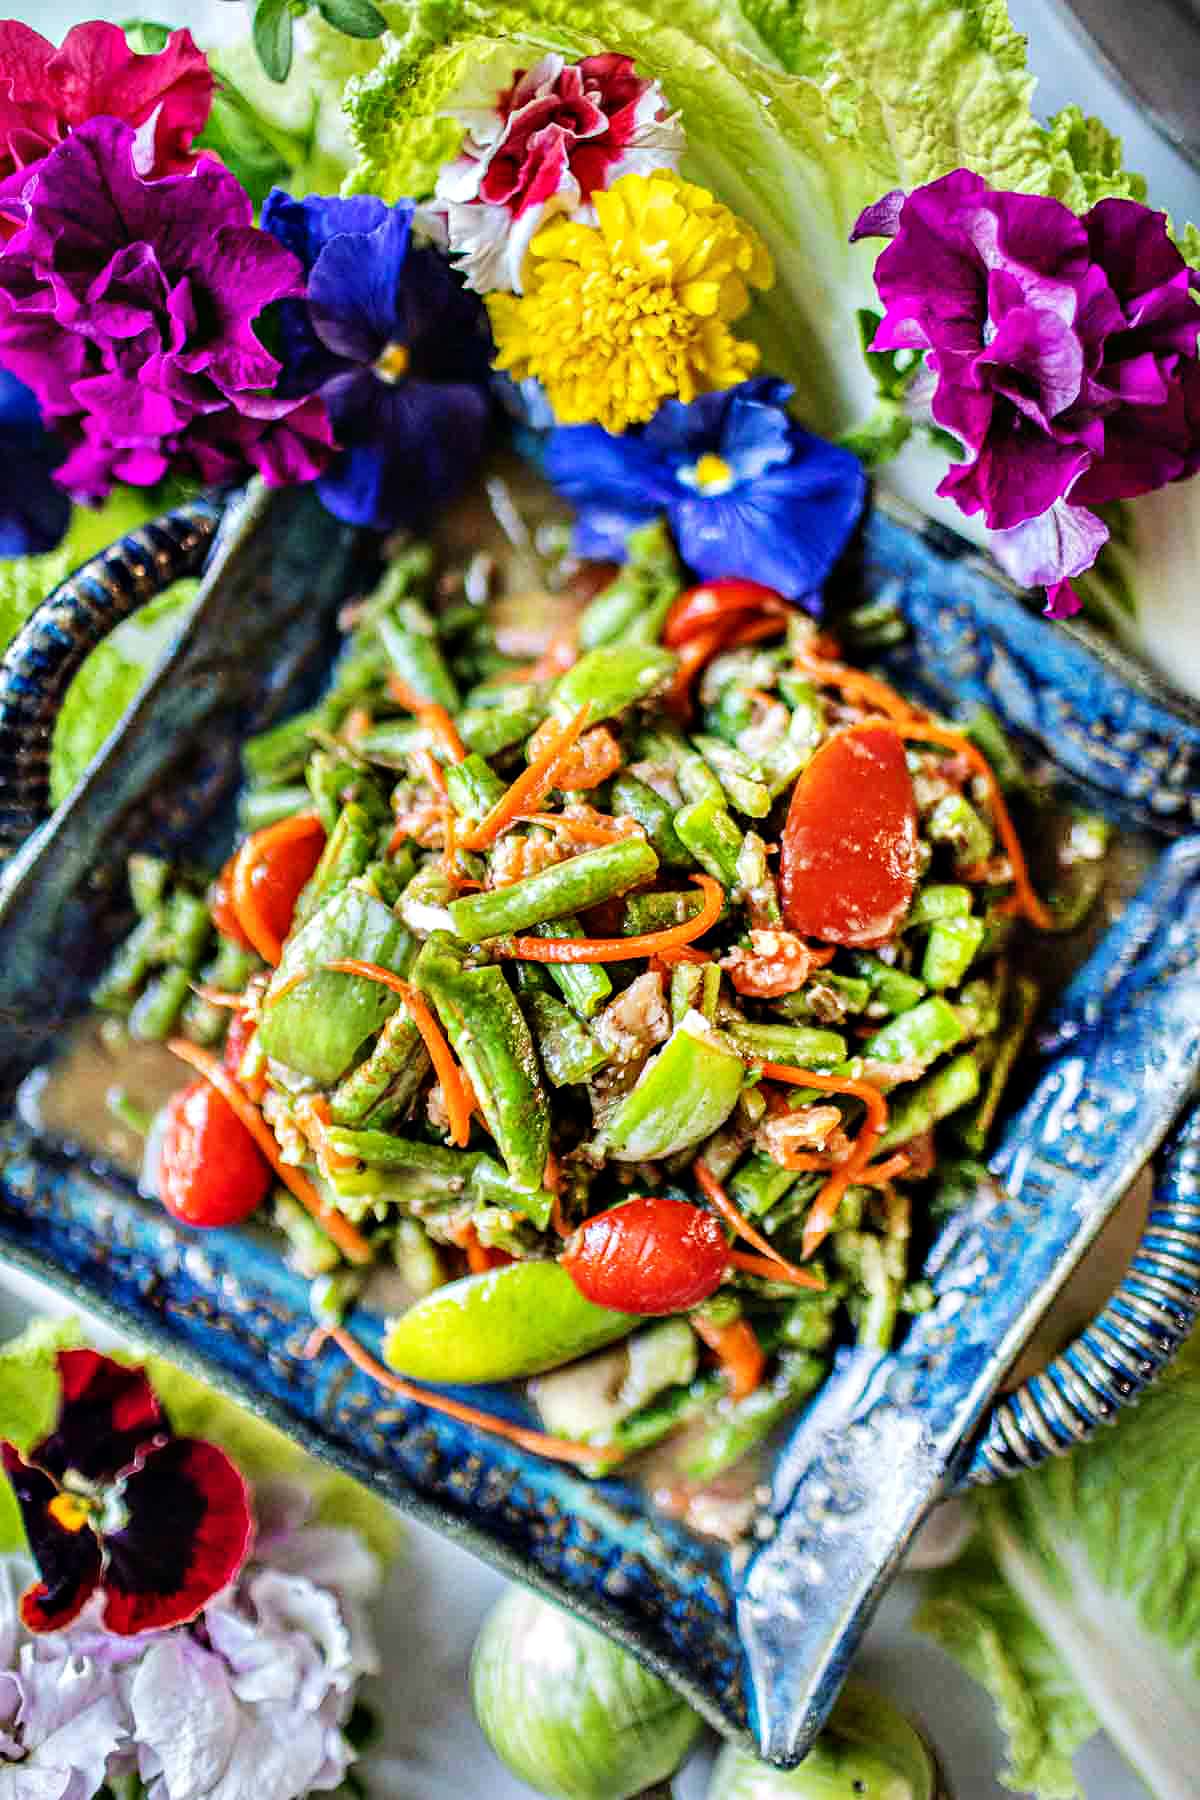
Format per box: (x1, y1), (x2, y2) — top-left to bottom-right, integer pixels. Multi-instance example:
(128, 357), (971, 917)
(853, 171), (1200, 616)
(0, 367), (68, 555)
(261, 190), (492, 531)
(1, 1349), (253, 1635)
(0, 120), (333, 498)
(0, 19), (212, 228)
(421, 51), (683, 293)
(487, 169), (772, 434)
(545, 378), (865, 601)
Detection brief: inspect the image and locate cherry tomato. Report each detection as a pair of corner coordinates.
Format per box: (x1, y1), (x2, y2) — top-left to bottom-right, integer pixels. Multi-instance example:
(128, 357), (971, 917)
(158, 1079), (272, 1228)
(780, 724), (918, 946)
(663, 578), (787, 647)
(222, 1008), (256, 1077)
(209, 855), (252, 950)
(230, 813), (326, 965)
(562, 1196), (728, 1315)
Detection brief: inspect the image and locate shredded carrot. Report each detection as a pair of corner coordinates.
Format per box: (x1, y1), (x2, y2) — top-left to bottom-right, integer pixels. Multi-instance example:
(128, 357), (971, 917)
(648, 944), (712, 972)
(166, 1039), (373, 1265)
(388, 674), (467, 764)
(309, 1325), (621, 1469)
(691, 1314), (765, 1400)
(229, 812), (325, 966)
(890, 719), (1053, 929)
(414, 745), (449, 798)
(459, 705), (591, 851)
(516, 811), (636, 845)
(263, 966), (311, 1008)
(189, 984), (252, 1011)
(753, 1061), (890, 1259)
(497, 626), (580, 686)
(665, 627), (723, 718)
(295, 1093), (357, 1177)
(723, 613), (789, 650)
(464, 1226), (511, 1273)
(791, 647), (918, 725)
(694, 1160), (826, 1289)
(726, 1250), (827, 1290)
(504, 873), (722, 964)
(321, 960), (475, 1149)
(855, 1151), (911, 1187)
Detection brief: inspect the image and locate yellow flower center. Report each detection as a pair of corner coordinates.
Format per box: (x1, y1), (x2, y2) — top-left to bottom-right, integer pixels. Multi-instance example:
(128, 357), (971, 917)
(373, 342), (410, 384)
(48, 1491), (96, 1535)
(682, 452), (736, 494)
(486, 170), (774, 435)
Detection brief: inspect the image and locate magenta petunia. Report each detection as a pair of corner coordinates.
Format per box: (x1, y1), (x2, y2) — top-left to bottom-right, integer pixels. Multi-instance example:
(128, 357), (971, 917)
(853, 170), (1200, 615)
(0, 19), (212, 227)
(0, 117), (333, 497)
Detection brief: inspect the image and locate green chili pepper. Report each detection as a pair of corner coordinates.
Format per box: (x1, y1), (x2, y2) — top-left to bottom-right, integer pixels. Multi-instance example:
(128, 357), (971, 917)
(551, 644), (676, 725)
(878, 1051), (982, 1150)
(129, 962), (192, 1040)
(259, 886), (409, 1084)
(608, 772), (691, 866)
(921, 915), (986, 990)
(383, 1260), (638, 1382)
(849, 953), (927, 1016)
(927, 792), (994, 870)
(448, 837), (658, 942)
(577, 519), (682, 647)
(602, 1015), (744, 1160)
(674, 790), (742, 887)
(530, 917), (613, 1018)
(861, 995), (965, 1077)
(443, 754), (506, 821)
(679, 1351), (827, 1481)
(724, 1020), (847, 1069)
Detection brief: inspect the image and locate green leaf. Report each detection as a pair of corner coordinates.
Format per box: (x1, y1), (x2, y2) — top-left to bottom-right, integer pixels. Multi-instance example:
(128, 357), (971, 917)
(315, 0), (388, 39)
(254, 0), (297, 83)
(120, 18), (173, 52)
(195, 86), (293, 207)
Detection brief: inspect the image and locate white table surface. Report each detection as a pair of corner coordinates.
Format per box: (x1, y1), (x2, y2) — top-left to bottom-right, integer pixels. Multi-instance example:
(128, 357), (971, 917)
(7, 3), (1195, 1793)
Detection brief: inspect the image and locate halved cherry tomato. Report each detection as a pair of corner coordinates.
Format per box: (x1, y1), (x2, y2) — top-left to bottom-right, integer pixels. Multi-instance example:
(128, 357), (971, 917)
(210, 855), (253, 950)
(222, 1008), (256, 1077)
(780, 724), (918, 946)
(157, 1079), (272, 1228)
(663, 578), (788, 647)
(562, 1196), (728, 1315)
(229, 813), (326, 965)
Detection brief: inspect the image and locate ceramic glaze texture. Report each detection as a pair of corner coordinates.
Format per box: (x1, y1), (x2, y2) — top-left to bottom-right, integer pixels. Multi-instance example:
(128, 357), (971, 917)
(0, 483), (1197, 1763)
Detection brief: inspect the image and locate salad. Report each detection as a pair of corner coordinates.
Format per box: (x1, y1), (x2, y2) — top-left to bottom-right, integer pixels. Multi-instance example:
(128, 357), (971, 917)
(86, 479), (1104, 1497)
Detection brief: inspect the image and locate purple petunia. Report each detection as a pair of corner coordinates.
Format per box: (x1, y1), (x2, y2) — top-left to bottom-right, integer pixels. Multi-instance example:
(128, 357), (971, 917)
(0, 118), (333, 500)
(260, 191), (493, 532)
(853, 170), (1200, 616)
(543, 378), (866, 604)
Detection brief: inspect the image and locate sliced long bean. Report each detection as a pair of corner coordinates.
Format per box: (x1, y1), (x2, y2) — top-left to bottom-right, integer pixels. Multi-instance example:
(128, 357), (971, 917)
(448, 838), (658, 941)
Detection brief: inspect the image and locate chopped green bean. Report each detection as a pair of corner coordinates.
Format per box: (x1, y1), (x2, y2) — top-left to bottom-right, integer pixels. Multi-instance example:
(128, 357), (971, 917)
(609, 773), (691, 867)
(393, 1218), (445, 1294)
(849, 953), (927, 1015)
(921, 916), (986, 989)
(274, 1191), (343, 1277)
(677, 1351), (827, 1481)
(129, 962), (192, 1041)
(861, 996), (965, 1078)
(93, 912), (162, 1011)
(690, 734), (771, 818)
(443, 753), (506, 821)
(905, 884), (972, 929)
(551, 644), (676, 725)
(328, 1008), (428, 1126)
(158, 891), (211, 967)
(238, 785), (312, 832)
(294, 803), (377, 926)
(448, 838), (658, 942)
(724, 1020), (847, 1069)
(623, 890), (703, 935)
(522, 990), (610, 1087)
(378, 604), (459, 712)
(457, 692), (546, 757)
(960, 974), (1039, 1152)
(965, 707), (1026, 793)
(578, 520), (682, 647)
(243, 710), (324, 786)
(927, 793), (994, 870)
(669, 959), (720, 1026)
(527, 916), (613, 1018)
(674, 791), (742, 887)
(878, 1051), (982, 1150)
(729, 1151), (800, 1219)
(128, 854), (169, 917)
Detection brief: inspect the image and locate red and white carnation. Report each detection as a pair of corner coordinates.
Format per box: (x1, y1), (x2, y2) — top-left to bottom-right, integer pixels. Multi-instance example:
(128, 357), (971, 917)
(420, 50), (684, 294)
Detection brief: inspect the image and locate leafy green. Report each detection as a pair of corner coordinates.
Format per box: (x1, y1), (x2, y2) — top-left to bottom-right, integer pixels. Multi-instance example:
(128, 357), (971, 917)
(0, 486), (171, 655)
(0, 1318), (402, 1564)
(917, 1329), (1200, 1797)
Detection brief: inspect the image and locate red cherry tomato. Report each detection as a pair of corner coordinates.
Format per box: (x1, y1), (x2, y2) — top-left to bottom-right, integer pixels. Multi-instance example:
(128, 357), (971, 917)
(222, 1008), (256, 1077)
(562, 1196), (729, 1315)
(230, 813), (326, 965)
(210, 855), (252, 950)
(158, 1079), (272, 1229)
(663, 578), (787, 647)
(780, 724), (918, 947)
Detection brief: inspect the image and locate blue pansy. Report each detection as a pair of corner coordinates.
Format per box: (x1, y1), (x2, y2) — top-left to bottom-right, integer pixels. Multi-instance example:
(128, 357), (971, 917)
(261, 192), (493, 533)
(544, 378), (866, 605)
(0, 368), (69, 557)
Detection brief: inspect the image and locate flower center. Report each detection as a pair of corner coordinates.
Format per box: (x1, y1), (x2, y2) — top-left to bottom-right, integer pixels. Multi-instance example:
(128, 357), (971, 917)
(48, 1490), (97, 1534)
(373, 342), (411, 385)
(680, 452), (736, 495)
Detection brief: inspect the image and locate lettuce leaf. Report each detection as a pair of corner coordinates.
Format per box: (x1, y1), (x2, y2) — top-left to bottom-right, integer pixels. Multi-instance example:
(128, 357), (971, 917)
(917, 1329), (1200, 1799)
(0, 1318), (402, 1564)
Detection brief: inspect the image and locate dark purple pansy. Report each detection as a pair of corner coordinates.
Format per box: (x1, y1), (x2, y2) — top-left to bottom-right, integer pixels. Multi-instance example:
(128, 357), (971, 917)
(2, 1349), (252, 1636)
(0, 367), (68, 555)
(544, 378), (866, 605)
(260, 190), (493, 532)
(853, 170), (1200, 616)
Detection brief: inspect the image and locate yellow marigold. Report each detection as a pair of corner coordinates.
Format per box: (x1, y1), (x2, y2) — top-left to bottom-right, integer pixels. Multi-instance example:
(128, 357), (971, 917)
(486, 169), (774, 434)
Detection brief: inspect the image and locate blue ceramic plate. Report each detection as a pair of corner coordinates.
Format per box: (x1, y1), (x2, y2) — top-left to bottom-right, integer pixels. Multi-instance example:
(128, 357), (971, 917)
(0, 471), (1198, 1763)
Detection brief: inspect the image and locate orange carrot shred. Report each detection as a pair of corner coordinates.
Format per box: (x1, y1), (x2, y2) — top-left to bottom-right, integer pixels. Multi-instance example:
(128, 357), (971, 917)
(263, 966), (312, 1008)
(665, 628), (723, 718)
(321, 959), (475, 1148)
(295, 1093), (357, 1177)
(503, 873), (722, 964)
(229, 811), (325, 966)
(463, 1226), (511, 1273)
(189, 984), (252, 1011)
(726, 1250), (826, 1290)
(388, 675), (467, 764)
(516, 811), (637, 845)
(753, 1061), (890, 1259)
(166, 1039), (373, 1265)
(691, 1314), (766, 1400)
(791, 647), (918, 726)
(694, 1160), (826, 1289)
(309, 1326), (621, 1469)
(722, 613), (789, 650)
(459, 704), (592, 851)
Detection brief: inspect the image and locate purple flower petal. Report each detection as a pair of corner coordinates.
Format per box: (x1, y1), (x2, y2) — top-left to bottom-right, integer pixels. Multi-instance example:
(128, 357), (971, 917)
(308, 204), (413, 363)
(850, 188), (906, 242)
(319, 374), (488, 530)
(990, 497), (1109, 588)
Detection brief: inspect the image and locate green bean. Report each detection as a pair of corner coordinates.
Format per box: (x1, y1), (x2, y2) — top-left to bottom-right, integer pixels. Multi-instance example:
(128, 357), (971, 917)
(849, 953), (926, 1015)
(392, 1218), (445, 1295)
(729, 1150), (800, 1219)
(378, 603), (459, 712)
(670, 959), (720, 1026)
(601, 1372), (726, 1464)
(724, 1020), (847, 1069)
(128, 854), (169, 917)
(676, 741), (725, 805)
(551, 643), (676, 726)
(955, 975), (1003, 1039)
(960, 974), (1039, 1153)
(861, 996), (965, 1077)
(274, 1191), (343, 1277)
(609, 773), (691, 866)
(242, 709), (324, 786)
(93, 912), (162, 1010)
(602, 1019), (744, 1161)
(457, 692), (546, 758)
(965, 706), (1026, 793)
(238, 785), (312, 833)
(678, 1351), (827, 1481)
(178, 991), (226, 1047)
(837, 1230), (905, 1351)
(622, 890), (703, 935)
(355, 720), (425, 768)
(158, 891), (211, 967)
(443, 753), (506, 821)
(328, 1009), (427, 1126)
(927, 792), (994, 870)
(326, 1127), (484, 1178)
(690, 734), (771, 818)
(774, 973), (872, 1021)
(129, 962), (192, 1040)
(311, 1269), (366, 1327)
(878, 1051), (982, 1150)
(307, 750), (389, 834)
(921, 916), (986, 990)
(578, 519), (682, 647)
(779, 1287), (841, 1351)
(522, 990), (609, 1087)
(734, 831), (782, 925)
(530, 917), (613, 1018)
(293, 802), (377, 927)
(674, 791), (742, 886)
(448, 838), (658, 942)
(905, 884), (972, 929)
